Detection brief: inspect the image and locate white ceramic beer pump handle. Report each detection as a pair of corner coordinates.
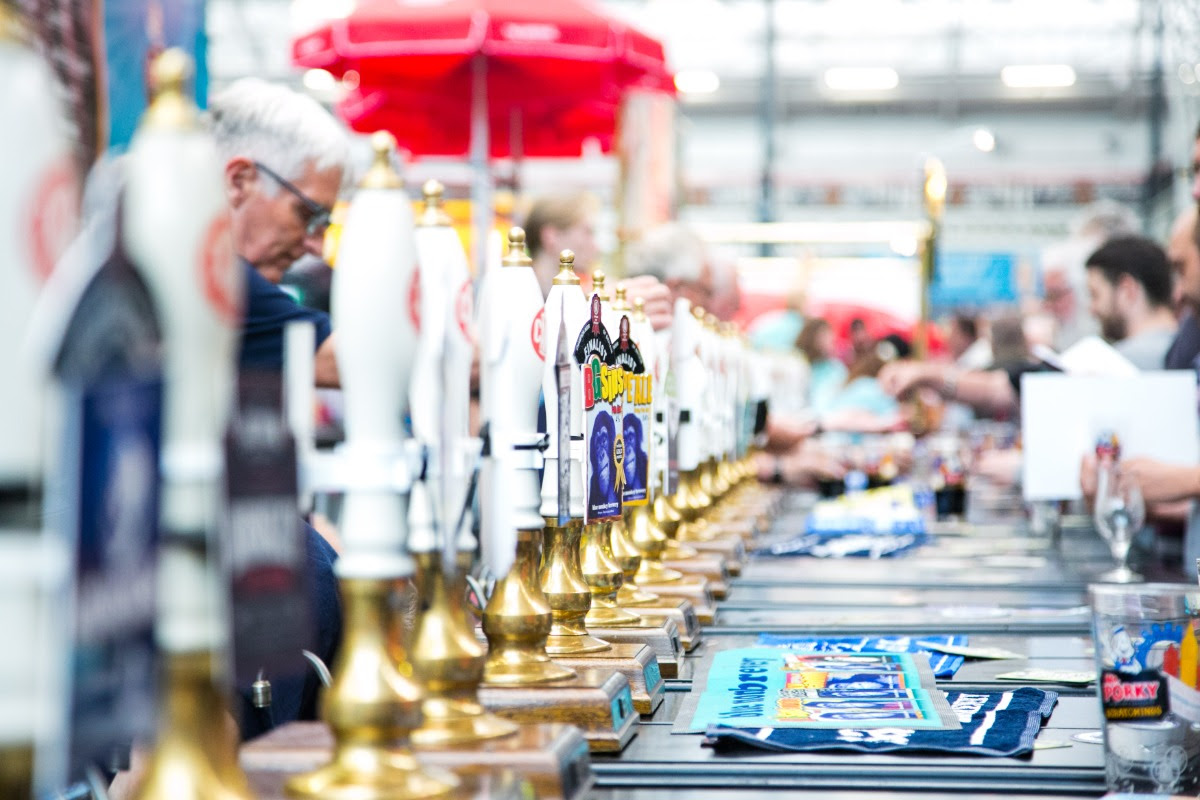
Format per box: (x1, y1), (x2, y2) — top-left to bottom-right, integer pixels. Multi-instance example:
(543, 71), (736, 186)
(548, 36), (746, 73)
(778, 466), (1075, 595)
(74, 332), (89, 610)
(540, 250), (588, 521)
(332, 132), (419, 579)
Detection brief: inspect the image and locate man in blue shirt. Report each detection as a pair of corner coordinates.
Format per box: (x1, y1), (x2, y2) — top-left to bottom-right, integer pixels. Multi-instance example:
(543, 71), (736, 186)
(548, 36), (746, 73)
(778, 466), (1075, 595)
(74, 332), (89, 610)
(207, 78), (350, 737)
(207, 78), (347, 387)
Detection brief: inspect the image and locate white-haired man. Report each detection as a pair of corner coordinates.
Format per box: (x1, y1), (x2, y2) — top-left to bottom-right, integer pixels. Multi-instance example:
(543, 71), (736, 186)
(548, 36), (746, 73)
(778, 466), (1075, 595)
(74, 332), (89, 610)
(206, 80), (347, 737)
(206, 78), (349, 387)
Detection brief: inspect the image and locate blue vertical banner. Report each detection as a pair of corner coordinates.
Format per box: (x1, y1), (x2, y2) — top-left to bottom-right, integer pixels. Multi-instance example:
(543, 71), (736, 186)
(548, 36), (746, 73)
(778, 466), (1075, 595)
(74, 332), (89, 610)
(930, 251), (1018, 311)
(103, 0), (208, 150)
(18, 0), (207, 162)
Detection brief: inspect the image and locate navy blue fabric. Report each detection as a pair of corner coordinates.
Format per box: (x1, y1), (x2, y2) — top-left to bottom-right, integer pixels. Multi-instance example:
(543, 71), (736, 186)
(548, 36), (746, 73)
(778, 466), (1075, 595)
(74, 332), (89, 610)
(1165, 310), (1200, 370)
(239, 261), (332, 370)
(756, 634), (966, 678)
(756, 530), (931, 558)
(707, 688), (1057, 757)
(237, 521), (341, 740)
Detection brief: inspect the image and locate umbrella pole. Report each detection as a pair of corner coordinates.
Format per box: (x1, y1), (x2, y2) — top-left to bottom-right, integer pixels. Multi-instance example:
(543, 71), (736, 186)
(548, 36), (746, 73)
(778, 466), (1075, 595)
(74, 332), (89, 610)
(470, 54), (493, 272)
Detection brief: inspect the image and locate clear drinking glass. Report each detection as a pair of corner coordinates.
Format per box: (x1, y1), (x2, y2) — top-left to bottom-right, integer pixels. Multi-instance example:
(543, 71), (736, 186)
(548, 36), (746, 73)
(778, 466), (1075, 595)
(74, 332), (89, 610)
(1094, 464), (1146, 583)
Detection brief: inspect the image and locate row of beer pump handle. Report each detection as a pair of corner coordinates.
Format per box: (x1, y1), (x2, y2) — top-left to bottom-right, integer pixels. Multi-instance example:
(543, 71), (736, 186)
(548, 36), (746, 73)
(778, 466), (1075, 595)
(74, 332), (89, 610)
(1, 32), (773, 795)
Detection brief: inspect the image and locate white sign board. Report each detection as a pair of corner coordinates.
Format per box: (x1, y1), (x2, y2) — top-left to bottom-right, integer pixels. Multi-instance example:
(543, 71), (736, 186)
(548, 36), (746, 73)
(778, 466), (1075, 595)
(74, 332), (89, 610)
(1020, 371), (1199, 501)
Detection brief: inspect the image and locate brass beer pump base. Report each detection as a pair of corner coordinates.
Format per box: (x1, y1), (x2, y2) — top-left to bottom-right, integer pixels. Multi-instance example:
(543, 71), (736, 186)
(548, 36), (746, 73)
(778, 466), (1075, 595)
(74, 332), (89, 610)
(241, 722), (595, 800)
(587, 616), (683, 679)
(544, 632), (611, 655)
(616, 583), (660, 605)
(482, 529), (576, 686)
(410, 552), (519, 748)
(283, 745), (457, 800)
(636, 575), (716, 625)
(552, 642), (664, 715)
(662, 552), (729, 599)
(625, 502), (687, 581)
(411, 698), (520, 749)
(580, 522), (640, 627)
(652, 492), (683, 538)
(625, 598), (703, 652)
(478, 668), (638, 753)
(0, 745), (33, 800)
(609, 514), (660, 606)
(285, 578), (458, 800)
(680, 534), (745, 575)
(540, 519), (611, 655)
(634, 556), (684, 584)
(663, 540), (699, 560)
(134, 652), (254, 800)
(416, 724), (593, 800)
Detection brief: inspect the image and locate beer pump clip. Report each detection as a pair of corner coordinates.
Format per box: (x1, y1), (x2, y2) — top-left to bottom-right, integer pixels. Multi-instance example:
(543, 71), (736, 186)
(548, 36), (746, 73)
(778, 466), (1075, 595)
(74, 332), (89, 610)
(540, 253), (588, 525)
(629, 300), (661, 502)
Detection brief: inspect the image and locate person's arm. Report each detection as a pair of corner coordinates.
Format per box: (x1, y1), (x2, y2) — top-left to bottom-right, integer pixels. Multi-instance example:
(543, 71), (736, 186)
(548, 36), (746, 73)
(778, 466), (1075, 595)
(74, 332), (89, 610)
(951, 369), (1017, 415)
(1122, 458), (1200, 504)
(763, 413), (818, 452)
(314, 333), (339, 388)
(878, 360), (1016, 416)
(619, 275), (674, 331)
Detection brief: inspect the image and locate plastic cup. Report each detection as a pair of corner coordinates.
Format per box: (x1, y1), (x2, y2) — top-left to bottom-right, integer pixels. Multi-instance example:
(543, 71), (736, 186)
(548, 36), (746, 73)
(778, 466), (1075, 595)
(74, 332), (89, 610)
(1090, 583), (1200, 794)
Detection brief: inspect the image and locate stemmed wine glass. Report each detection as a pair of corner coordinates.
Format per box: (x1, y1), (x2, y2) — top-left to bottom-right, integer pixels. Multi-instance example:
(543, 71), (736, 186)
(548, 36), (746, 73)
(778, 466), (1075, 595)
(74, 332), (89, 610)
(1093, 465), (1145, 583)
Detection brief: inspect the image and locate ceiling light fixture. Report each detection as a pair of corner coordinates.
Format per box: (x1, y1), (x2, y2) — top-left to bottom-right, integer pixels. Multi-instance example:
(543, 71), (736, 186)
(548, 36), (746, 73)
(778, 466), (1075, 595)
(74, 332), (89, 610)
(674, 69), (720, 95)
(1000, 64), (1076, 89)
(822, 67), (899, 92)
(303, 68), (337, 93)
(972, 127), (996, 153)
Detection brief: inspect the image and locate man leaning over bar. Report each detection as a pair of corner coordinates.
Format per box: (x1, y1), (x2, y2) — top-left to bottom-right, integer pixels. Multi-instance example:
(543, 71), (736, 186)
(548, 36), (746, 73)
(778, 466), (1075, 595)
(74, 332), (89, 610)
(207, 77), (348, 388)
(207, 79), (348, 735)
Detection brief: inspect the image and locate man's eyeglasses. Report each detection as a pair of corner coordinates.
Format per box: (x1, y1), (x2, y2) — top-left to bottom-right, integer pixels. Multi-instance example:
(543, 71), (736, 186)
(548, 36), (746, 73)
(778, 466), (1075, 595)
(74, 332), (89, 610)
(253, 161), (332, 237)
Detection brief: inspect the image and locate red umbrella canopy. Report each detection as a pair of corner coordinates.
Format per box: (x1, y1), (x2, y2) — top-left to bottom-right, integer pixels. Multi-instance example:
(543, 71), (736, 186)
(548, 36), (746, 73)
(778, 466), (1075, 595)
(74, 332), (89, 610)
(292, 0), (673, 157)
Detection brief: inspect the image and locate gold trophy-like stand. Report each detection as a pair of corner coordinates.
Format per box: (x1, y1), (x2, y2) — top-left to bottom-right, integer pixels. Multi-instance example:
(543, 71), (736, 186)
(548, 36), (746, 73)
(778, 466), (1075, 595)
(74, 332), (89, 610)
(541, 515), (665, 712)
(408, 550), (594, 800)
(623, 501), (704, 652)
(478, 527), (637, 752)
(579, 519), (683, 682)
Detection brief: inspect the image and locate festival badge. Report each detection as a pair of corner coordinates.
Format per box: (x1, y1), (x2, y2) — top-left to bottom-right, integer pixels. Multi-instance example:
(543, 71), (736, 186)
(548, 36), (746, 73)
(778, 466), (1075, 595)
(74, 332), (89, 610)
(608, 313), (650, 507)
(575, 293), (622, 522)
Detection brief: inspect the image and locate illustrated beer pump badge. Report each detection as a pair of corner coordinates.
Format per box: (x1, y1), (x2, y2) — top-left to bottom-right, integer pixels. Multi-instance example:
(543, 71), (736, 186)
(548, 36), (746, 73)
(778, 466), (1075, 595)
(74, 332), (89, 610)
(575, 294), (651, 520)
(612, 315), (651, 507)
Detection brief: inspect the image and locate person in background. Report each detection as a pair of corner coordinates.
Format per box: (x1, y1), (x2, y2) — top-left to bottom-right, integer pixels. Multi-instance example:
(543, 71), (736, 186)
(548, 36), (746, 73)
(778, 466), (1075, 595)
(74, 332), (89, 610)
(749, 284), (806, 352)
(1083, 236), (1177, 370)
(796, 317), (848, 416)
(207, 78), (348, 388)
(1165, 206), (1200, 369)
(1040, 201), (1138, 351)
(947, 311), (993, 370)
(825, 350), (901, 421)
(207, 78), (347, 739)
(1077, 126), (1200, 577)
(523, 191), (600, 298)
(847, 317), (873, 364)
(623, 221), (716, 313)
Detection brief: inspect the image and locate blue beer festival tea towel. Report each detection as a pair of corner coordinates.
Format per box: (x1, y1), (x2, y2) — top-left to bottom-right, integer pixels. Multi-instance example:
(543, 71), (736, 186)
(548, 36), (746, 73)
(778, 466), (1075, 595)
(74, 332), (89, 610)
(757, 634), (967, 679)
(706, 688), (1058, 758)
(756, 484), (931, 558)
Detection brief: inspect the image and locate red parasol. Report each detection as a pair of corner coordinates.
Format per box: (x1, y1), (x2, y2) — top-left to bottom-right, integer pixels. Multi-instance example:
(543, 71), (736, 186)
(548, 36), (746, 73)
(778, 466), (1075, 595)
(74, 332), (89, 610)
(292, 0), (673, 159)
